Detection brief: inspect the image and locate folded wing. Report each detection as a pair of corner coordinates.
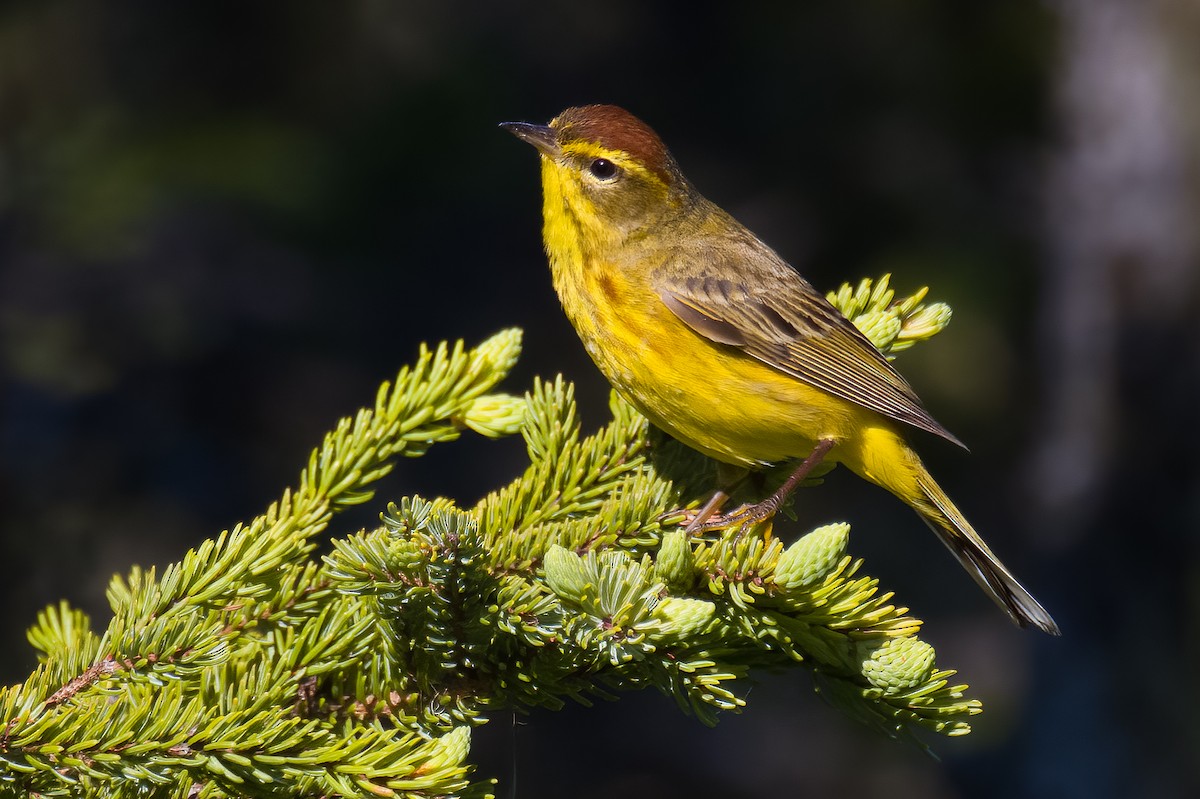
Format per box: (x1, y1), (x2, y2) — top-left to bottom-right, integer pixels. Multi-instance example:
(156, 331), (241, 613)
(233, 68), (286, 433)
(654, 242), (964, 448)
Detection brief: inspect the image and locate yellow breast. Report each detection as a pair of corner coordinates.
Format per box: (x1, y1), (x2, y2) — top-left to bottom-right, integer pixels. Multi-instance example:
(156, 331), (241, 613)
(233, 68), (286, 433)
(548, 250), (863, 468)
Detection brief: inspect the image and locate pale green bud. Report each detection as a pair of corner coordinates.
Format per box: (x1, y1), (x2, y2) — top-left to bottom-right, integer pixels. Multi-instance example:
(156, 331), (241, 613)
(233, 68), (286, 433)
(655, 531), (695, 591)
(648, 597), (716, 640)
(853, 310), (903, 352)
(774, 522), (850, 590)
(860, 636), (936, 691)
(897, 302), (952, 342)
(421, 726), (471, 769)
(543, 545), (590, 603)
(459, 393), (527, 438)
(473, 327), (523, 376)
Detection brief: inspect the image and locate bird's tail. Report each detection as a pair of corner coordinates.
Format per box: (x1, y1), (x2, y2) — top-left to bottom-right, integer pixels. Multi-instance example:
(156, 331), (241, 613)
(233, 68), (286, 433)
(911, 469), (1060, 635)
(846, 426), (1060, 635)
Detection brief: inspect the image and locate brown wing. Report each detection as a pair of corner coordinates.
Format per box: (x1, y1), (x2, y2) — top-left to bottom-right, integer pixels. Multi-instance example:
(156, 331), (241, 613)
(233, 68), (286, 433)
(655, 244), (965, 448)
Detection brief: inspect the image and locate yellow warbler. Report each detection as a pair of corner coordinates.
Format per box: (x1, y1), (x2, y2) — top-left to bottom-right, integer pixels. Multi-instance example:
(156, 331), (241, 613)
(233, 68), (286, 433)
(502, 104), (1058, 635)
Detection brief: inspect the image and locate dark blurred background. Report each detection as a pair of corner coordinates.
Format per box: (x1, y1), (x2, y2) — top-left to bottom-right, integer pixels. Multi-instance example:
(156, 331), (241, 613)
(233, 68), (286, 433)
(2, 1), (1197, 797)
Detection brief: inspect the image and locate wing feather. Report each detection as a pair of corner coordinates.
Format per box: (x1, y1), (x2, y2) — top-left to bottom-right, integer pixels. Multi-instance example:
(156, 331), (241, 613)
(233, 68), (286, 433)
(654, 238), (964, 447)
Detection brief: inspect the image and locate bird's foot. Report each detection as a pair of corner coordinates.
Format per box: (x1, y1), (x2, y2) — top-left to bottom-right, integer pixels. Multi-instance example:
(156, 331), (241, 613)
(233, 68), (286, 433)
(676, 439), (838, 534)
(684, 501), (779, 532)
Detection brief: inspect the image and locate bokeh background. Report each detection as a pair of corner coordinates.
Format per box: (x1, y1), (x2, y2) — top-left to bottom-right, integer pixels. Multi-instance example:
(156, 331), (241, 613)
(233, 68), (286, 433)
(2, 1), (1198, 797)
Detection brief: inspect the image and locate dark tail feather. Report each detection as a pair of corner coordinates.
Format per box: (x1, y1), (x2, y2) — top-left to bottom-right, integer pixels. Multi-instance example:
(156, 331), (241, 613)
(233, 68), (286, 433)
(915, 474), (1061, 636)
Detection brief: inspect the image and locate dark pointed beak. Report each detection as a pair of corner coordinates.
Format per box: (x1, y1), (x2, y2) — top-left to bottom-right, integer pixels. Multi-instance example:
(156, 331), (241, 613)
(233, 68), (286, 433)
(500, 121), (560, 157)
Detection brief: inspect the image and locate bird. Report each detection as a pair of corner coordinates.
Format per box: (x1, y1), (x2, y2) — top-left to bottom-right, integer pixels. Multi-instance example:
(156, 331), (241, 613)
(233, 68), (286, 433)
(502, 104), (1059, 635)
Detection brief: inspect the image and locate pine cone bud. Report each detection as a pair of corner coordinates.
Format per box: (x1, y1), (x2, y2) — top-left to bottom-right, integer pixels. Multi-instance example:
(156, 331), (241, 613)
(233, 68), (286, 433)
(459, 393), (527, 438)
(860, 636), (936, 691)
(655, 531), (696, 591)
(773, 522), (850, 590)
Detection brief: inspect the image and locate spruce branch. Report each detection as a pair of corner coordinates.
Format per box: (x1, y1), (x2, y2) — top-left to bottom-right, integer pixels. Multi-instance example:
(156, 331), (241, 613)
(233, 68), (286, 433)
(3, 279), (986, 797)
(3, 331), (521, 799)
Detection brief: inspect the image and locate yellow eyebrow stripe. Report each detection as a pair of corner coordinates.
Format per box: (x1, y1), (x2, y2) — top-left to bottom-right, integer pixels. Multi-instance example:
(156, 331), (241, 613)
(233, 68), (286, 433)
(560, 142), (665, 185)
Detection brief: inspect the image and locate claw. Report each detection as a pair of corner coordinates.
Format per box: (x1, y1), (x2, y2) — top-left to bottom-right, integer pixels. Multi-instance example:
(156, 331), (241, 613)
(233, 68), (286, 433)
(679, 439), (837, 534)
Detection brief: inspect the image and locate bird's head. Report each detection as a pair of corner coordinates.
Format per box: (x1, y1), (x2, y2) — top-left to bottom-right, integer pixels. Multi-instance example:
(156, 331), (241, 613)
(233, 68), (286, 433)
(502, 105), (692, 249)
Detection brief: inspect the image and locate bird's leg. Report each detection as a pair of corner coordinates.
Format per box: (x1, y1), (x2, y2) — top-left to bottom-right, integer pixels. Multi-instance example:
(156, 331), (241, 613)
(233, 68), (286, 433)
(683, 488), (730, 532)
(675, 462), (748, 532)
(692, 438), (837, 531)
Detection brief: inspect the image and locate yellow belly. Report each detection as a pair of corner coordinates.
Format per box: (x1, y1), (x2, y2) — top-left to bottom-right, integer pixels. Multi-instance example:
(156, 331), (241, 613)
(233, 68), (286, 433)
(556, 257), (868, 468)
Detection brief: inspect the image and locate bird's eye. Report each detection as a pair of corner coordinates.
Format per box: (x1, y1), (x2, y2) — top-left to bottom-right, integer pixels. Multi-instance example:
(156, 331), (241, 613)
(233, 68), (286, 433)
(587, 158), (620, 181)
